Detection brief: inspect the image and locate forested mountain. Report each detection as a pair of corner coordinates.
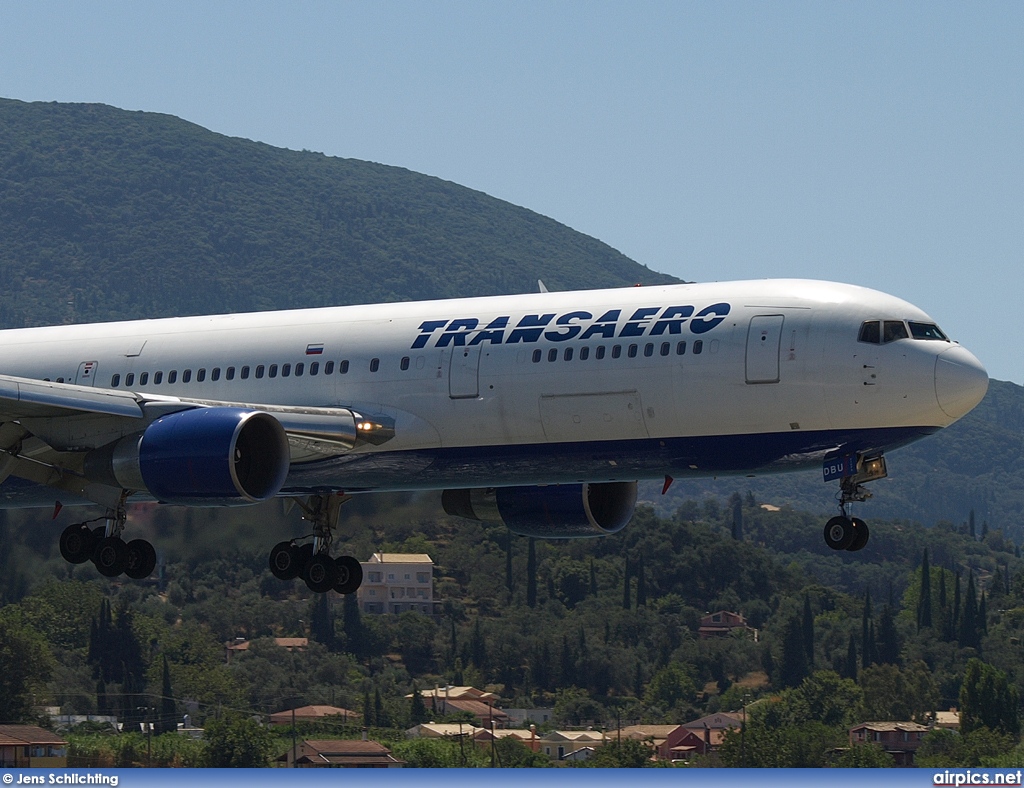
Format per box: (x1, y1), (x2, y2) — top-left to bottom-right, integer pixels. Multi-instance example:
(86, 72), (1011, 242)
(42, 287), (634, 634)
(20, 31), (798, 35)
(0, 97), (674, 328)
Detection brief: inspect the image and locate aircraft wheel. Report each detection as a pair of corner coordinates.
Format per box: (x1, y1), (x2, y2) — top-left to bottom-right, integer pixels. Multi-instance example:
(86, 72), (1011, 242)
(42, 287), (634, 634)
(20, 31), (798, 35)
(59, 523), (96, 564)
(125, 539), (157, 579)
(823, 516), (855, 551)
(93, 536), (128, 577)
(846, 517), (870, 552)
(269, 541), (302, 580)
(334, 555), (363, 595)
(304, 554), (338, 593)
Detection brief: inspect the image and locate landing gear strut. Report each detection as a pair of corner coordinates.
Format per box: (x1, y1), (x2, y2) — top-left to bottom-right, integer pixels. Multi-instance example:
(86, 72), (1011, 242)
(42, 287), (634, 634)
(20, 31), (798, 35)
(58, 500), (157, 579)
(268, 493), (363, 594)
(822, 454), (887, 553)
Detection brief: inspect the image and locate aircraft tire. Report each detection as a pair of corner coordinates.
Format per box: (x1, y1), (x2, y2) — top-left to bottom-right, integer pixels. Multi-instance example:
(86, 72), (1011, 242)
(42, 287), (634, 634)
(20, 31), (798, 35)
(93, 536), (128, 577)
(334, 555), (363, 595)
(846, 518), (870, 552)
(59, 523), (96, 564)
(125, 539), (157, 579)
(823, 516), (855, 550)
(269, 541), (302, 580)
(304, 554), (338, 593)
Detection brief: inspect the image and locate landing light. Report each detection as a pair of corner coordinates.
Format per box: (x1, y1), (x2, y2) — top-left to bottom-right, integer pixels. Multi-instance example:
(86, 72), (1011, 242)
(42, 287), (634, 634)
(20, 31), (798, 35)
(357, 421), (383, 432)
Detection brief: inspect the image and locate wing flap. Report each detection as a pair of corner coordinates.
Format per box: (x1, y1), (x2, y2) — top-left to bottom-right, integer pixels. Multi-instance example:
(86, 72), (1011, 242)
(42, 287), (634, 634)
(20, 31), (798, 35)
(0, 375), (145, 419)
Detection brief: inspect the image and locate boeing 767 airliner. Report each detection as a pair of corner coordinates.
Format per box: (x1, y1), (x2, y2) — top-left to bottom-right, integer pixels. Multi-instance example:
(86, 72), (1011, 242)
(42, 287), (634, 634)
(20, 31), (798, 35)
(0, 279), (988, 593)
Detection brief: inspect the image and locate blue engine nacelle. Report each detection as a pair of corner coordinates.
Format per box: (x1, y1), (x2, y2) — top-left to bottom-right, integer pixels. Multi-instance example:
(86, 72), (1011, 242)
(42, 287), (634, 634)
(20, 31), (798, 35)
(442, 482), (637, 538)
(85, 408), (290, 505)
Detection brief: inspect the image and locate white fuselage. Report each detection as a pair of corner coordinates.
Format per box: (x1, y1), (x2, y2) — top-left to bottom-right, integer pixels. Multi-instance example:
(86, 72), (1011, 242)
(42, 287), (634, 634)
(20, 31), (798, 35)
(0, 279), (988, 499)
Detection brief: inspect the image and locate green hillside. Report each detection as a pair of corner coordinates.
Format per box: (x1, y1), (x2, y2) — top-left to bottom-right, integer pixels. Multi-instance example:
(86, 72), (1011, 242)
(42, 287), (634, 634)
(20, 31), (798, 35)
(0, 98), (675, 328)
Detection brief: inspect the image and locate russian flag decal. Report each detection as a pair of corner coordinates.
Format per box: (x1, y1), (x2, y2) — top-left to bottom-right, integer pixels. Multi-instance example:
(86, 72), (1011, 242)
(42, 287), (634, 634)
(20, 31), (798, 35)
(305, 344), (324, 355)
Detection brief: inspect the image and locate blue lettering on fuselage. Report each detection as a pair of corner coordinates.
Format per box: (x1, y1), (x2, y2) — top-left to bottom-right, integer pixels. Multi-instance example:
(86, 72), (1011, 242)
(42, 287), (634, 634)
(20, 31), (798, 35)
(410, 303), (731, 349)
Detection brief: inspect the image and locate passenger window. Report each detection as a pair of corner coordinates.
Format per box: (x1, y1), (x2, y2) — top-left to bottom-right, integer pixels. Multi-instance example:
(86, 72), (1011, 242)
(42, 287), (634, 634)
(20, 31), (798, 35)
(111, 374), (120, 387)
(548, 348), (557, 362)
(309, 362), (318, 376)
(125, 373), (134, 386)
(295, 363), (303, 376)
(677, 341), (686, 355)
(596, 346), (606, 359)
(168, 371), (177, 384)
(693, 340), (703, 355)
(255, 365), (265, 379)
(182, 370), (192, 383)
(140, 372), (149, 385)
(644, 343), (654, 357)
(532, 349), (542, 363)
(226, 367), (234, 380)
(370, 358), (379, 372)
(197, 369), (206, 382)
(858, 321), (881, 344)
(240, 366), (249, 380)
(269, 364), (278, 378)
(56, 377), (64, 383)
(325, 361), (335, 374)
(154, 372), (163, 384)
(580, 347), (589, 360)
(282, 364), (291, 377)
(564, 347), (573, 361)
(340, 360), (350, 373)
(627, 344), (638, 358)
(611, 345), (622, 359)
(400, 357), (410, 371)
(211, 368), (220, 381)
(660, 342), (670, 356)
(883, 321), (909, 343)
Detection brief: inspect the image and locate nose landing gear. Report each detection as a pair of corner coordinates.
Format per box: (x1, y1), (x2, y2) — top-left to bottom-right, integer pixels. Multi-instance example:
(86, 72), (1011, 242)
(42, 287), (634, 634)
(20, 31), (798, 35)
(822, 454), (887, 553)
(268, 493), (364, 594)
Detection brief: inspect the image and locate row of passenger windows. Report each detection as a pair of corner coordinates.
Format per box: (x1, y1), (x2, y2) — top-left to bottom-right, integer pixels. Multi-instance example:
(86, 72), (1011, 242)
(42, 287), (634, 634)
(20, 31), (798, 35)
(95, 341), (701, 387)
(531, 340), (703, 363)
(107, 358), (379, 388)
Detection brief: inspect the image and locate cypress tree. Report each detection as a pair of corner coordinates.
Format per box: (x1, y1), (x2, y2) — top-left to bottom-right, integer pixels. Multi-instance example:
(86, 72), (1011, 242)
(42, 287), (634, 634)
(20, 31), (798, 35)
(730, 492), (743, 541)
(802, 594), (814, 666)
(342, 592), (364, 660)
(635, 556), (647, 608)
(979, 590), (988, 636)
(526, 538), (537, 608)
(780, 615), (809, 688)
(844, 633), (858, 680)
(918, 549), (932, 630)
(157, 655), (176, 735)
(363, 690), (373, 727)
(309, 592), (335, 651)
(589, 559), (598, 597)
(876, 605), (902, 665)
(960, 573), (979, 650)
(505, 534), (514, 596)
(861, 590), (872, 670)
(969, 509), (976, 539)
(409, 684), (428, 725)
(622, 555), (632, 610)
(952, 572), (962, 640)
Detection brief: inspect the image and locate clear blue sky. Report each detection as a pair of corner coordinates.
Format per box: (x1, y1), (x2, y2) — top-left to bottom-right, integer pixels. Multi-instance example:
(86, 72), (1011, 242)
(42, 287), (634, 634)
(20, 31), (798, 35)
(1, 1), (1020, 382)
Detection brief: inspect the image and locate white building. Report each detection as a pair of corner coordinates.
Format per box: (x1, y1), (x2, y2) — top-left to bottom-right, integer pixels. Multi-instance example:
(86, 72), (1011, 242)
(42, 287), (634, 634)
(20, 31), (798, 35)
(357, 553), (436, 615)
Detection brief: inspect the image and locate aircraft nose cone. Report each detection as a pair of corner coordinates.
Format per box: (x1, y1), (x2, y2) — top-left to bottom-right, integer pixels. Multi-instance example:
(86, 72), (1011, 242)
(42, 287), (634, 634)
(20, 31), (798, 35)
(935, 345), (988, 419)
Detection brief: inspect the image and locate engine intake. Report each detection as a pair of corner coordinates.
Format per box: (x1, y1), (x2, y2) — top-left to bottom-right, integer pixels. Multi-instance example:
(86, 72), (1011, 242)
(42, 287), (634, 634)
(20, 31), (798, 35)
(442, 481), (637, 538)
(85, 407), (290, 505)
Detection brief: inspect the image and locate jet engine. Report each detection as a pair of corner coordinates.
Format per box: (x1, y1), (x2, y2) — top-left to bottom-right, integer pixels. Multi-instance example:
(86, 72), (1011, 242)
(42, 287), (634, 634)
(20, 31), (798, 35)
(442, 481), (637, 538)
(85, 407), (290, 505)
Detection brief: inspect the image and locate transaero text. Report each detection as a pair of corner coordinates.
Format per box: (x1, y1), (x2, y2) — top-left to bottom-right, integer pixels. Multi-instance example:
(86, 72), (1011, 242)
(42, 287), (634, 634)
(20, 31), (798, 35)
(411, 303), (732, 349)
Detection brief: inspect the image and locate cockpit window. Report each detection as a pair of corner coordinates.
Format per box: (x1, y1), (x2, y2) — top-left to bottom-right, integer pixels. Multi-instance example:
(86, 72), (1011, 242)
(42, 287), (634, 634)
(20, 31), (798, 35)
(858, 321), (881, 344)
(908, 321), (948, 341)
(883, 320), (909, 343)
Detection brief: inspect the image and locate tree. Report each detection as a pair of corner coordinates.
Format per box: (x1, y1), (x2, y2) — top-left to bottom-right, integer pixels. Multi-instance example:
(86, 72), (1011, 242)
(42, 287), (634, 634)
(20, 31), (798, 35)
(778, 615), (809, 688)
(874, 605), (902, 666)
(835, 743), (895, 767)
(960, 658), (1020, 737)
(644, 662), (698, 714)
(635, 555), (647, 607)
(587, 738), (652, 768)
(0, 607), (54, 723)
(203, 714), (275, 767)
(918, 548), (933, 630)
(309, 592), (335, 651)
(960, 573), (981, 651)
(622, 555), (631, 609)
(156, 655), (177, 735)
(409, 684), (428, 725)
(802, 594), (814, 667)
(730, 492), (744, 541)
(526, 538), (537, 608)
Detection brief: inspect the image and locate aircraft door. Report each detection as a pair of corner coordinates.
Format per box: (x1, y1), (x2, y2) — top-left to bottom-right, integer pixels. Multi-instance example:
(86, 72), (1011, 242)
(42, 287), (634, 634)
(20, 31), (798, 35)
(449, 346), (481, 398)
(76, 361), (98, 386)
(745, 315), (784, 383)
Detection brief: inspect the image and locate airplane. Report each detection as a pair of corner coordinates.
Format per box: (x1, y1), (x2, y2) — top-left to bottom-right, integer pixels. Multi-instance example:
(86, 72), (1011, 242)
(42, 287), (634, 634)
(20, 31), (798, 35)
(0, 278), (987, 593)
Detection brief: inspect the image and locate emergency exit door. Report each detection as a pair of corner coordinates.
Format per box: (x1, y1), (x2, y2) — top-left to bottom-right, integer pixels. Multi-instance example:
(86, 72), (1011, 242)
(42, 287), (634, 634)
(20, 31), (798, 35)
(745, 315), (784, 383)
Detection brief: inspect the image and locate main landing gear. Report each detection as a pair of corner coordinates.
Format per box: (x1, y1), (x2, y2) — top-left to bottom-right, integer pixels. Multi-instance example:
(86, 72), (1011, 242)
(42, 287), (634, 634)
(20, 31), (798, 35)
(822, 454), (888, 553)
(58, 503), (157, 579)
(268, 493), (363, 595)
